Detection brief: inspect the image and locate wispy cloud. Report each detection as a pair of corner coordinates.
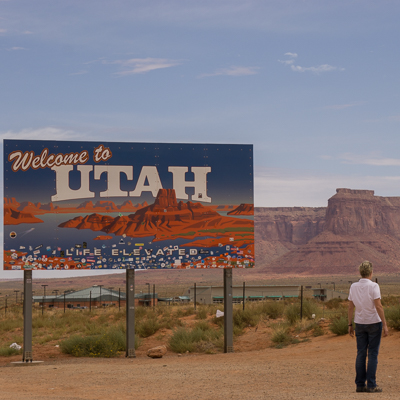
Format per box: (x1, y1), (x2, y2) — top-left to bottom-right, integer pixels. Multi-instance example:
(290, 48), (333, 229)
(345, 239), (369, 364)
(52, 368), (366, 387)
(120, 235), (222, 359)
(291, 64), (342, 73)
(69, 70), (88, 76)
(324, 101), (365, 110)
(279, 53), (344, 74)
(0, 28), (6, 33)
(0, 127), (82, 141)
(339, 153), (400, 166)
(278, 52), (298, 65)
(110, 58), (182, 76)
(198, 66), (259, 78)
(7, 47), (26, 51)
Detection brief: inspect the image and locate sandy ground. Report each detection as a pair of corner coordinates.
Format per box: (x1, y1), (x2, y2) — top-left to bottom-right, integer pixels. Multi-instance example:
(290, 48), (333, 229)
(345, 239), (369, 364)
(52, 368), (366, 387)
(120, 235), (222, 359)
(1, 329), (399, 400)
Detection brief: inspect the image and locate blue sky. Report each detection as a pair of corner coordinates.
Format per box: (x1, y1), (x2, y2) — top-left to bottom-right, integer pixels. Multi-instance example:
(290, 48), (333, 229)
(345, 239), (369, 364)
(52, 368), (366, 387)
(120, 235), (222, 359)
(1, 0), (400, 278)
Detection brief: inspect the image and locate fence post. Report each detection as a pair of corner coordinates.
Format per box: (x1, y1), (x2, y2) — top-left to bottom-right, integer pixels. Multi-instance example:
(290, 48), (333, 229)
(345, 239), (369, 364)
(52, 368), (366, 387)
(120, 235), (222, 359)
(224, 268), (233, 353)
(194, 283), (196, 310)
(300, 285), (303, 320)
(243, 282), (245, 310)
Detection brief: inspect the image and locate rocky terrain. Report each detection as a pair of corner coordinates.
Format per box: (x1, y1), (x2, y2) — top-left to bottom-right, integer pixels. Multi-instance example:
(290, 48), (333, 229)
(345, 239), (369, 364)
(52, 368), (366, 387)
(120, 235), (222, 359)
(256, 188), (400, 275)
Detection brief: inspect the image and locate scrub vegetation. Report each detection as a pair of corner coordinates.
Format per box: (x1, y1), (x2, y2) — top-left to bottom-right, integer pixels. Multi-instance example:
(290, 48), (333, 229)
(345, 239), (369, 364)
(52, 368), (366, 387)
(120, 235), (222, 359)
(1, 296), (399, 358)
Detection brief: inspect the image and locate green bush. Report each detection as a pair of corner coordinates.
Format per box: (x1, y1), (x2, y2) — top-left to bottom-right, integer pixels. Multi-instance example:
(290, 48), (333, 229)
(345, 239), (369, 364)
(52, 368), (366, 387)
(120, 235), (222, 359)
(0, 346), (23, 357)
(60, 328), (133, 357)
(136, 318), (160, 338)
(382, 296), (400, 307)
(284, 301), (318, 325)
(168, 325), (222, 354)
(196, 307), (208, 320)
(271, 326), (294, 348)
(385, 305), (400, 330)
(261, 301), (285, 319)
(325, 298), (344, 310)
(175, 307), (194, 318)
(285, 304), (300, 325)
(329, 315), (349, 335)
(312, 325), (324, 337)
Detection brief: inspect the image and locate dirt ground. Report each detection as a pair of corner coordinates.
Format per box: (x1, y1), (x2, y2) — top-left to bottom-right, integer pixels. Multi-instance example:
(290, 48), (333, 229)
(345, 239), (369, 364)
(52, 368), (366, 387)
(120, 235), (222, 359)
(1, 327), (399, 400)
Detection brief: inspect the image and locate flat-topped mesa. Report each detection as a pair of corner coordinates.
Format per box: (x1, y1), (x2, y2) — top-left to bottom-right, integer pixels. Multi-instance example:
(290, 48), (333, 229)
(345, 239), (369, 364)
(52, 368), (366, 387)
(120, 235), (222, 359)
(334, 188), (375, 197)
(325, 188), (400, 236)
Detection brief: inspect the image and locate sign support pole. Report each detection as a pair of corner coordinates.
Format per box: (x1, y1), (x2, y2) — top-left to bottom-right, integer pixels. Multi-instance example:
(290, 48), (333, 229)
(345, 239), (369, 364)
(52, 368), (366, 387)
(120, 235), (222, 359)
(23, 270), (33, 362)
(126, 269), (136, 358)
(223, 268), (233, 353)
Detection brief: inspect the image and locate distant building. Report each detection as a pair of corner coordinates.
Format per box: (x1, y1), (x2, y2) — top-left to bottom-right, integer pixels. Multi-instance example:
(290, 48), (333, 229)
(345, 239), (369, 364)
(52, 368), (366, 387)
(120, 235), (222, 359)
(184, 285), (301, 305)
(33, 285), (158, 308)
(312, 288), (347, 302)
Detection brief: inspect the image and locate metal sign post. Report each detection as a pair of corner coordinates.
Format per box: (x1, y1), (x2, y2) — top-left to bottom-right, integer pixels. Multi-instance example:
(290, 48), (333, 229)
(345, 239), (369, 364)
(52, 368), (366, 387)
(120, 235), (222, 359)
(224, 268), (233, 353)
(23, 270), (33, 362)
(126, 269), (136, 358)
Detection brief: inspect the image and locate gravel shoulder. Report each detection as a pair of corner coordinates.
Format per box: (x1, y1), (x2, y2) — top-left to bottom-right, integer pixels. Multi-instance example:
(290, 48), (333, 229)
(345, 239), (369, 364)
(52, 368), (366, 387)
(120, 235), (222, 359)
(1, 330), (399, 400)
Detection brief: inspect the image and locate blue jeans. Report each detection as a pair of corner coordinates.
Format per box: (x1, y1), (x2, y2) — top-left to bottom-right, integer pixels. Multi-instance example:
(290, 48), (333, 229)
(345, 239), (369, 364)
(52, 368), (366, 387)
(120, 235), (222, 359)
(355, 322), (382, 388)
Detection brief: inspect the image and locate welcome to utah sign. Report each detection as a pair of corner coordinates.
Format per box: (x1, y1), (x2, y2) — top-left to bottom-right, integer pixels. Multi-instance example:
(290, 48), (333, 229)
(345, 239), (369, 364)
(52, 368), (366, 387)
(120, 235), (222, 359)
(4, 140), (254, 271)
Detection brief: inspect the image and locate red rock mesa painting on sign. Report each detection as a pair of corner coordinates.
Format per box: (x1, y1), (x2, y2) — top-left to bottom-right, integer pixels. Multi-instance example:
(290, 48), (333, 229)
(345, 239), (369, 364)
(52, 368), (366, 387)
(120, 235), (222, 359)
(3, 140), (254, 271)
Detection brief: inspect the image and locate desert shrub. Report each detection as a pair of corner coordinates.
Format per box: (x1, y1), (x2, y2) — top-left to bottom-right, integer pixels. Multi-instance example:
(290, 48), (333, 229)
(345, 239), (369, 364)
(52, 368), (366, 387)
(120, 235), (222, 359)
(168, 325), (222, 353)
(312, 325), (324, 337)
(385, 305), (400, 330)
(136, 318), (160, 338)
(233, 308), (259, 330)
(271, 326), (294, 348)
(329, 315), (349, 335)
(160, 314), (184, 330)
(325, 298), (344, 310)
(285, 301), (318, 324)
(261, 301), (285, 319)
(196, 307), (208, 320)
(0, 346), (23, 357)
(381, 296), (400, 307)
(301, 300), (318, 319)
(134, 305), (147, 319)
(168, 328), (196, 353)
(294, 320), (316, 333)
(175, 306), (194, 318)
(285, 304), (300, 325)
(60, 328), (133, 357)
(0, 318), (23, 332)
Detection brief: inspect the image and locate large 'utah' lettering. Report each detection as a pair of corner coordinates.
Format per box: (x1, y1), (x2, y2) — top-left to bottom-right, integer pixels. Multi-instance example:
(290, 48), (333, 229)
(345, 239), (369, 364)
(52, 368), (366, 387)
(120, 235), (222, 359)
(51, 165), (211, 203)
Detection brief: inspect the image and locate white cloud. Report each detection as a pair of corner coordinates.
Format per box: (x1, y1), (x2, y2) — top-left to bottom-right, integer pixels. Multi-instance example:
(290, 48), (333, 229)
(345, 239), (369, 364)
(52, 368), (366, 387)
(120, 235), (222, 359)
(279, 53), (344, 74)
(324, 101), (365, 110)
(198, 66), (259, 78)
(339, 153), (400, 166)
(0, 28), (6, 33)
(69, 70), (88, 76)
(7, 47), (26, 51)
(22, 31), (33, 34)
(109, 58), (182, 76)
(0, 127), (82, 141)
(291, 64), (343, 73)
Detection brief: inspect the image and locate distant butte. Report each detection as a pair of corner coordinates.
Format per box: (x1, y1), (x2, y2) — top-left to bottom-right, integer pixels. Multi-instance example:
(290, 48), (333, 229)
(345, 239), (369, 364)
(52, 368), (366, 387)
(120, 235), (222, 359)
(256, 188), (400, 275)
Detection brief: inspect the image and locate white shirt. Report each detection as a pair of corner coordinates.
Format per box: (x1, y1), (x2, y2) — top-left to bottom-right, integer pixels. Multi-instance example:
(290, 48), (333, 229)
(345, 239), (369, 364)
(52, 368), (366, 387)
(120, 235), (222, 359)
(348, 278), (381, 324)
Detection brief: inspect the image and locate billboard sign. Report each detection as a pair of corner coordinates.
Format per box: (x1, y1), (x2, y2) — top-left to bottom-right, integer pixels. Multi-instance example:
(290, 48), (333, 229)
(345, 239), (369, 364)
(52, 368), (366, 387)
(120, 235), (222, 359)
(4, 140), (254, 271)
